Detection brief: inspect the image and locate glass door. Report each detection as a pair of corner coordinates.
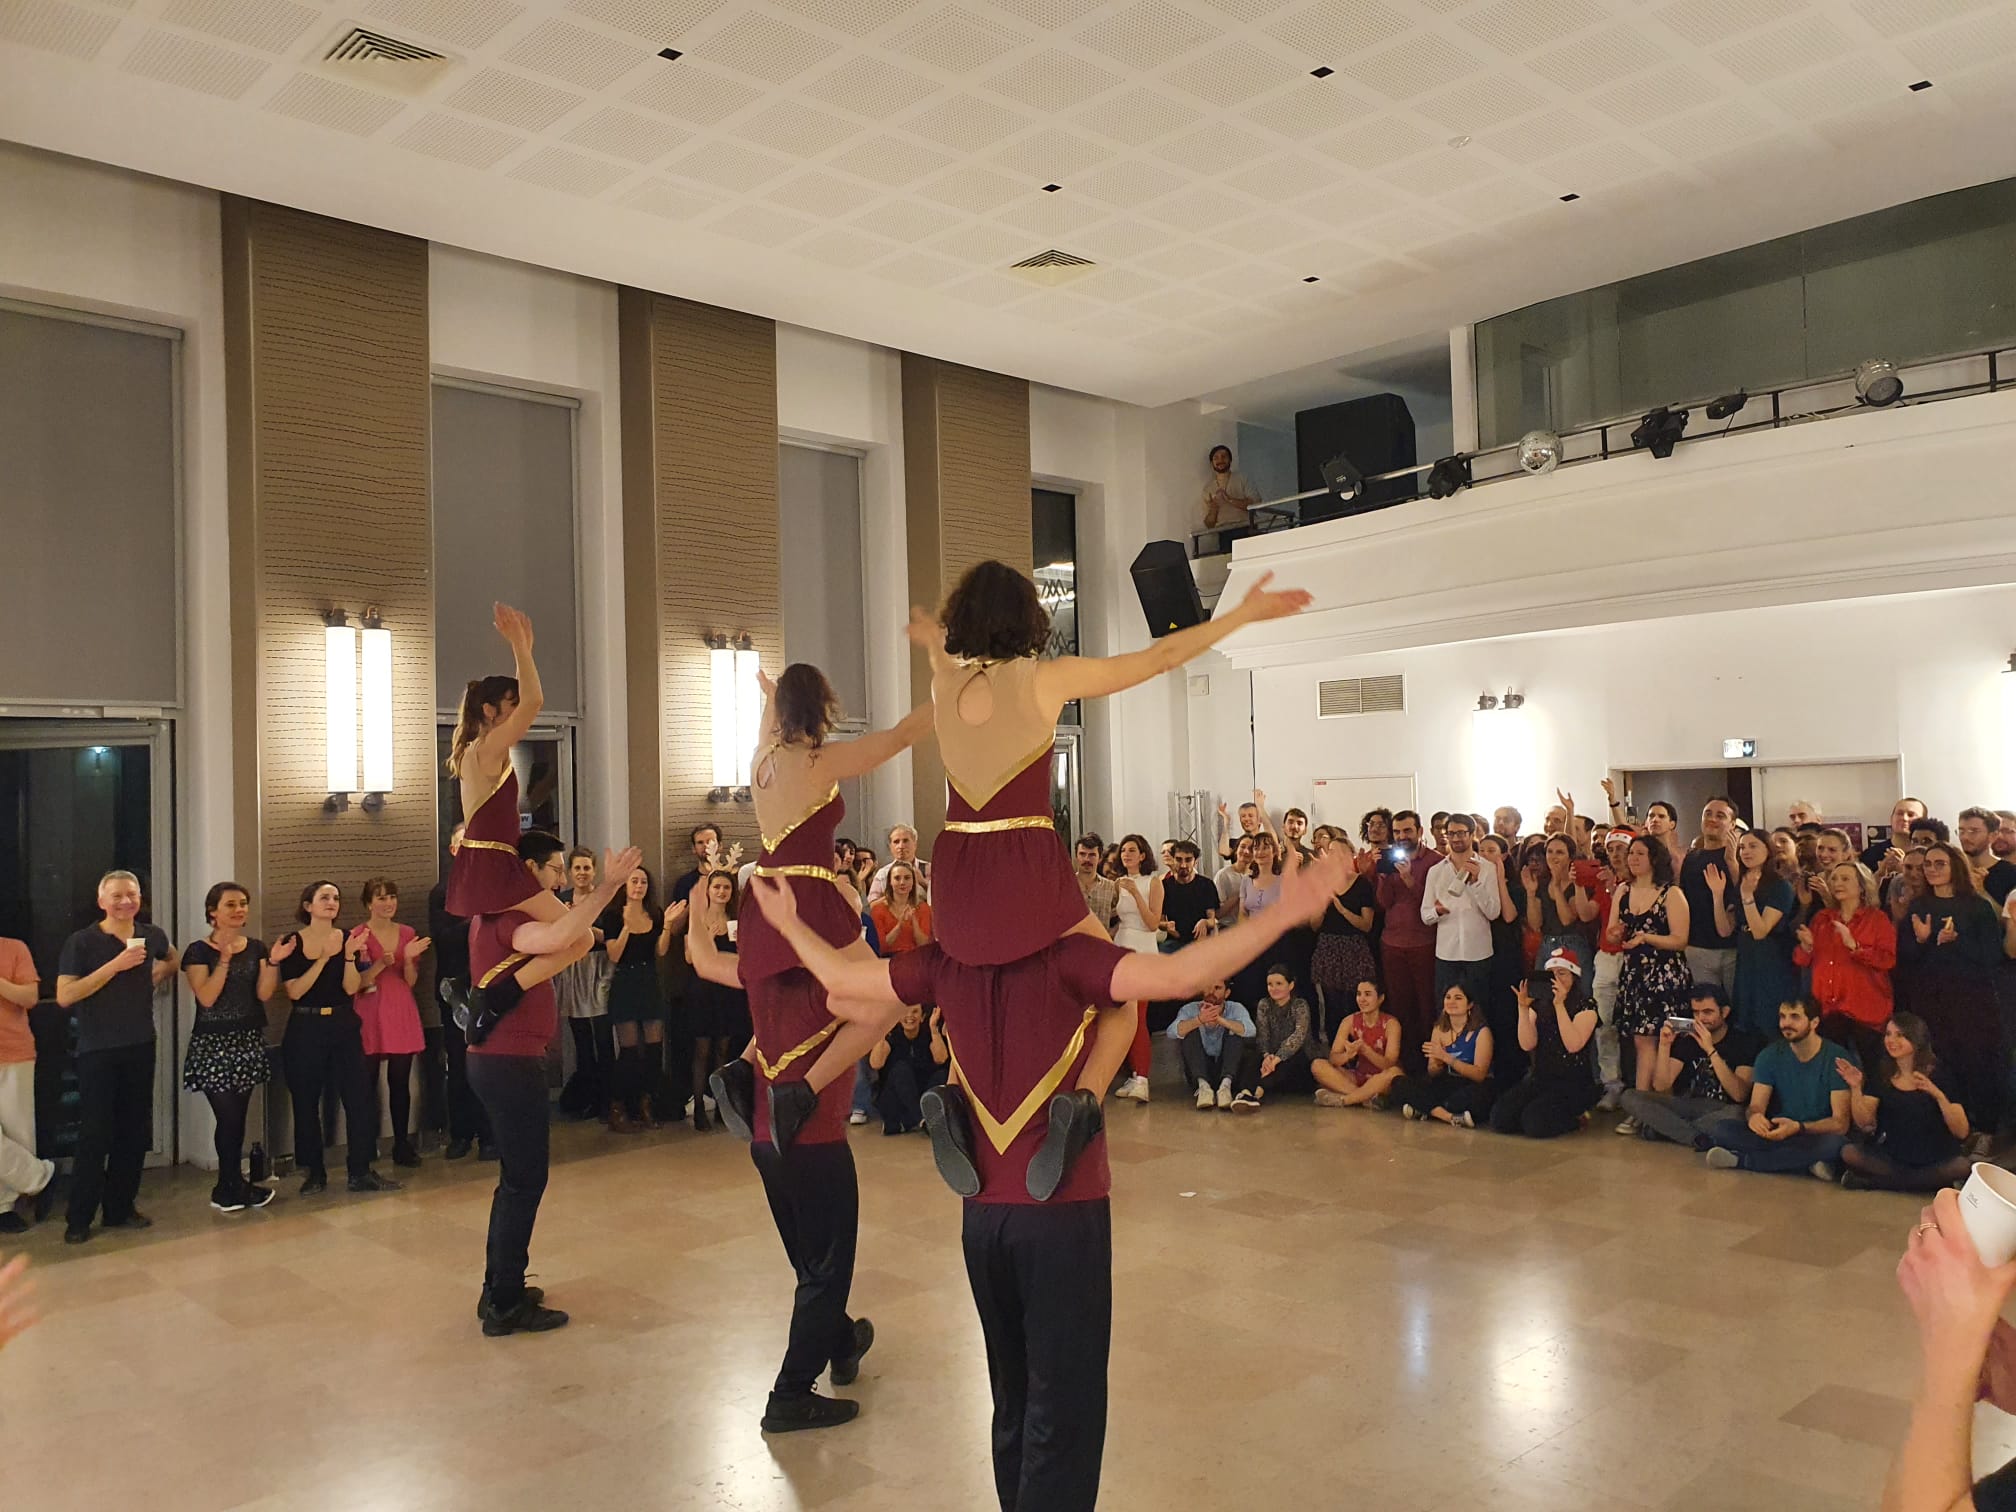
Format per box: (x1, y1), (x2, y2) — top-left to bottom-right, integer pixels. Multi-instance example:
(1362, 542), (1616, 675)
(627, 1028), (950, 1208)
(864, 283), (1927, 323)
(1050, 729), (1084, 848)
(0, 719), (176, 1165)
(436, 722), (578, 850)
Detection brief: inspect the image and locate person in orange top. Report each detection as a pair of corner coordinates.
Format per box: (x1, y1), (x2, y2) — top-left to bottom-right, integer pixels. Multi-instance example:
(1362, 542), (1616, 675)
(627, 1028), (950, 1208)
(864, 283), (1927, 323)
(0, 935), (53, 1233)
(870, 862), (934, 955)
(1794, 859), (1896, 1066)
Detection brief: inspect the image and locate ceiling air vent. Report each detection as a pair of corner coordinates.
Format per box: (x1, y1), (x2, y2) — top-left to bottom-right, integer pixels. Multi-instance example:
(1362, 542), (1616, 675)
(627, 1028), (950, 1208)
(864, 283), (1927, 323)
(318, 25), (456, 95)
(1008, 249), (1095, 288)
(1317, 674), (1404, 718)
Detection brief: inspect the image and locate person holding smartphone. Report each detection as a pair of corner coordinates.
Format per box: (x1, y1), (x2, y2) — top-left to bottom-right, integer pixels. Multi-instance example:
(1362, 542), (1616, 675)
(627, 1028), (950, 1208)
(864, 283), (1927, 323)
(1617, 984), (1760, 1147)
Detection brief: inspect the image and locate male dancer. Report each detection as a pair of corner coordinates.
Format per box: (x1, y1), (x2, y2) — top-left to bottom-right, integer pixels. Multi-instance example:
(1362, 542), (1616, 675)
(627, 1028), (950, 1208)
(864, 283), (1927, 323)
(743, 847), (1348, 1511)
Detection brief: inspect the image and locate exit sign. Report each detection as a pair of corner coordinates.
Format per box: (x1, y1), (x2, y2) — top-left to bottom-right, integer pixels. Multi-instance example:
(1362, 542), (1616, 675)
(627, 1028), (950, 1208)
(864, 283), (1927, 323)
(1723, 738), (1756, 759)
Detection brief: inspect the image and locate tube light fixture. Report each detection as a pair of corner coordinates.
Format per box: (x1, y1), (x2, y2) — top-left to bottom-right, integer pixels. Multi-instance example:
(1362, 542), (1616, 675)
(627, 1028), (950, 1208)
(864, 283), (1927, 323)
(708, 634), (761, 801)
(359, 612), (393, 807)
(324, 611), (357, 806)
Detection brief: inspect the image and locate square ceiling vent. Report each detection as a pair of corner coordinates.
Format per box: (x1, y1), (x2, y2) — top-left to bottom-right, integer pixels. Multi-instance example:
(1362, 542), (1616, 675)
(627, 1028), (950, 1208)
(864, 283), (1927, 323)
(317, 23), (458, 95)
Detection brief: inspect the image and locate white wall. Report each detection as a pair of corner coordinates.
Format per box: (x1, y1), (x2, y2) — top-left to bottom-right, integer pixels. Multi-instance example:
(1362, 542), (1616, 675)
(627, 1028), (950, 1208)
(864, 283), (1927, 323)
(428, 245), (626, 850)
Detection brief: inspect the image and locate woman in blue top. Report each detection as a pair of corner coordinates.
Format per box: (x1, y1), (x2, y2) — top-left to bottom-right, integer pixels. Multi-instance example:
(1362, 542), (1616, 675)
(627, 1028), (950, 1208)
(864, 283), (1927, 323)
(1732, 830), (1801, 1039)
(1391, 982), (1496, 1128)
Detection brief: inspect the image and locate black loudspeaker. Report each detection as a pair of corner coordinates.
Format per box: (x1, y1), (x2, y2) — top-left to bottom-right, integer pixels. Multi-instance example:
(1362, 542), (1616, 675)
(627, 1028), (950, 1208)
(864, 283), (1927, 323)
(1295, 393), (1417, 521)
(1130, 540), (1204, 638)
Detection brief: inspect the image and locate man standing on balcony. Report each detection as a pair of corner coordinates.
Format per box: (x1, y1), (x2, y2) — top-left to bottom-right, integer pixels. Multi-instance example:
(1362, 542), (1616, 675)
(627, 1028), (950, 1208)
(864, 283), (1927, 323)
(1201, 445), (1260, 543)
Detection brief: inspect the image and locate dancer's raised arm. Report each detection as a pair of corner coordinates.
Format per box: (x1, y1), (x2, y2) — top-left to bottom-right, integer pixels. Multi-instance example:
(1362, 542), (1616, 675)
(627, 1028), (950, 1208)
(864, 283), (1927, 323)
(744, 877), (904, 1018)
(1034, 572), (1309, 708)
(1109, 849), (1348, 1004)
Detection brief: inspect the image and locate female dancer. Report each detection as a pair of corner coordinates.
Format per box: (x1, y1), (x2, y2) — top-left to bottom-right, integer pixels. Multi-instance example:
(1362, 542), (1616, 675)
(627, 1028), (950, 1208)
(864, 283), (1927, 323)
(182, 882), (282, 1212)
(443, 604), (637, 1041)
(1108, 835), (1163, 1104)
(684, 662), (933, 1434)
(351, 878), (428, 1168)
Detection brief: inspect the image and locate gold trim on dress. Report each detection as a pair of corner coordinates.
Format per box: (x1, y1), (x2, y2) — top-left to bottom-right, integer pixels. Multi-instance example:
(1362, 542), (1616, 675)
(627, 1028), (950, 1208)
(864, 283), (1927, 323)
(945, 1007), (1098, 1155)
(751, 863), (849, 887)
(478, 951), (530, 989)
(762, 785), (840, 854)
(945, 735), (1057, 813)
(942, 815), (1055, 835)
(458, 838), (520, 856)
(754, 1020), (839, 1080)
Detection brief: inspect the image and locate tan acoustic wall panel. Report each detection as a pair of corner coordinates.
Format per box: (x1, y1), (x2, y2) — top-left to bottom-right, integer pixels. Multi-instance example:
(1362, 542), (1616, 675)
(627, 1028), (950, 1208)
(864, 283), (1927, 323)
(900, 353), (1031, 841)
(222, 198), (435, 947)
(618, 290), (780, 878)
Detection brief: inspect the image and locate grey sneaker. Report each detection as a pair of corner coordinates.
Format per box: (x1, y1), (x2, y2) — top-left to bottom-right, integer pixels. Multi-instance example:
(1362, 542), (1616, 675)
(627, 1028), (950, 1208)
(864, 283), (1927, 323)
(1704, 1147), (1740, 1170)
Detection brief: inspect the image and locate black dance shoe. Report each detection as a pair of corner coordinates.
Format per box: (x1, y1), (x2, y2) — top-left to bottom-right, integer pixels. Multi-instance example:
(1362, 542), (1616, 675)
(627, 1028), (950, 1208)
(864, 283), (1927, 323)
(392, 1142), (422, 1169)
(1026, 1089), (1104, 1203)
(830, 1318), (875, 1387)
(300, 1171), (328, 1195)
(477, 1283), (544, 1321)
(482, 1297), (569, 1337)
(102, 1211), (154, 1231)
(444, 980), (502, 1047)
(767, 1079), (819, 1152)
(710, 1060), (757, 1142)
(760, 1390), (859, 1434)
(919, 1085), (982, 1198)
(348, 1171), (402, 1193)
(444, 1138), (473, 1160)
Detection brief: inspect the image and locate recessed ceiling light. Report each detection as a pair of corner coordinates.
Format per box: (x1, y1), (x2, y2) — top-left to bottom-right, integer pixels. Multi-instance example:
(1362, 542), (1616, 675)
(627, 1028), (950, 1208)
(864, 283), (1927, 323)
(1041, 182), (1061, 192)
(658, 47), (682, 60)
(1908, 79), (1932, 91)
(1559, 192), (1580, 202)
(1310, 66), (1333, 78)
(1448, 134), (1470, 148)
(1303, 275), (1319, 283)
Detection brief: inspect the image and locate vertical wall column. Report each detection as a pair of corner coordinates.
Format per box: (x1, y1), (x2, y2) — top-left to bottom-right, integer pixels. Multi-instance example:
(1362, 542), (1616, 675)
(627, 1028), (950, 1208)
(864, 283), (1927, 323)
(618, 289), (781, 877)
(221, 199), (435, 940)
(899, 354), (1032, 842)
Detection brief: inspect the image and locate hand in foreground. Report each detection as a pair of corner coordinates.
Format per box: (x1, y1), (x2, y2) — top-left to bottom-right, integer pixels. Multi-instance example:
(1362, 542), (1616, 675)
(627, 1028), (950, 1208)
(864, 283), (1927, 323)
(1898, 1188), (2016, 1371)
(1232, 570), (1314, 624)
(0, 1255), (36, 1355)
(603, 846), (643, 885)
(746, 876), (800, 929)
(1274, 848), (1350, 920)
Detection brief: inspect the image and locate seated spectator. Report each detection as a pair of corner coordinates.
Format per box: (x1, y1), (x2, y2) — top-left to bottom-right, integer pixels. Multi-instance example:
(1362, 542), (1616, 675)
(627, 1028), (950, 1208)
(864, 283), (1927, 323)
(1490, 947), (1600, 1139)
(1838, 1012), (1969, 1192)
(1617, 984), (1759, 1146)
(1702, 997), (1851, 1179)
(1168, 980), (1256, 1111)
(868, 1003), (948, 1135)
(1312, 978), (1401, 1109)
(1793, 860), (1895, 1067)
(1392, 983), (1496, 1128)
(1898, 840), (2004, 1140)
(1242, 964), (1314, 1113)
(869, 861), (934, 955)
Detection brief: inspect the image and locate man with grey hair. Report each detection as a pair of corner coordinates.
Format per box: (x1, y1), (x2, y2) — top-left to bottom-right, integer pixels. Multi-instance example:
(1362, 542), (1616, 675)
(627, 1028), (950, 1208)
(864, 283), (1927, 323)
(868, 824), (930, 906)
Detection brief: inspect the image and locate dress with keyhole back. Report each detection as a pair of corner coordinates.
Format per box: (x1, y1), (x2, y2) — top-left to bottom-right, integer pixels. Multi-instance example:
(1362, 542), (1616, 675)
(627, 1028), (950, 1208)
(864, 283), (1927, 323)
(446, 764), (540, 917)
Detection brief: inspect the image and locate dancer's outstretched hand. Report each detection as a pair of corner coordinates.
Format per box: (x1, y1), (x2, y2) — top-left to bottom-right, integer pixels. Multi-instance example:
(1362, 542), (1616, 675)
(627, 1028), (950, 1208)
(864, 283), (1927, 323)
(493, 602), (534, 653)
(756, 666), (776, 697)
(747, 875), (799, 928)
(1230, 571), (1313, 624)
(1277, 848), (1349, 919)
(905, 606), (944, 650)
(603, 846), (643, 886)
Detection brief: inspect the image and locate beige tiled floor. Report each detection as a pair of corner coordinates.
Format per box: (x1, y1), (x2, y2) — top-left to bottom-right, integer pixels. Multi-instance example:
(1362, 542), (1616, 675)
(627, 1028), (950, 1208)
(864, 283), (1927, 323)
(3, 1082), (2010, 1512)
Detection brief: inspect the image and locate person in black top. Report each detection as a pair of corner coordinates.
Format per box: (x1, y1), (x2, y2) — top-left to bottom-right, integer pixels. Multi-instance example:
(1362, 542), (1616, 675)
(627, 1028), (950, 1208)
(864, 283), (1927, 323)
(1310, 832), (1378, 1041)
(869, 1003), (949, 1134)
(1960, 808), (2016, 907)
(1677, 797), (1741, 992)
(181, 881), (283, 1213)
(54, 870), (177, 1244)
(278, 881), (399, 1196)
(1900, 842), (2005, 1138)
(429, 826), (493, 1160)
(1479, 835), (1530, 1086)
(1158, 842), (1219, 945)
(1490, 947), (1600, 1139)
(1618, 984), (1760, 1147)
(1839, 1011), (1969, 1192)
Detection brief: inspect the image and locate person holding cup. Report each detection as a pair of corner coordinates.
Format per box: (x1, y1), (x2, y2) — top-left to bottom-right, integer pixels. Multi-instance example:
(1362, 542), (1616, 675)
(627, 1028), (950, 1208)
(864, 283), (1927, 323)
(54, 870), (178, 1243)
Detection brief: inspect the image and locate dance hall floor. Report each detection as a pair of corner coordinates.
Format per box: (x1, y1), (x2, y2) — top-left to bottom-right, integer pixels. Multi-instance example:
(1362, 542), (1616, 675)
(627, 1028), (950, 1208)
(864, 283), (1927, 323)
(5, 1072), (2006, 1512)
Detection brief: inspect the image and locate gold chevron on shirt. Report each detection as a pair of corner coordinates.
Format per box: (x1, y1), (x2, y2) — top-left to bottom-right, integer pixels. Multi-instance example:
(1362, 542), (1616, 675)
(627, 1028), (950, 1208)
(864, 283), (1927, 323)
(945, 1007), (1098, 1155)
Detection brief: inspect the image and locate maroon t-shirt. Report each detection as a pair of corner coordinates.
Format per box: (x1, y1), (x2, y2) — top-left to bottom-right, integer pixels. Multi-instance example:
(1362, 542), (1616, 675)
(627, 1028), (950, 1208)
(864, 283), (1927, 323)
(751, 968), (851, 1148)
(467, 909), (557, 1058)
(889, 934), (1128, 1205)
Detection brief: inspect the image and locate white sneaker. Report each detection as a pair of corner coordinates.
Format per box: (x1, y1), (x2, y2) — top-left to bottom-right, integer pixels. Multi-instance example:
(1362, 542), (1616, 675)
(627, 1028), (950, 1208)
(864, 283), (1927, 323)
(1313, 1089), (1348, 1108)
(703, 1095), (718, 1113)
(1614, 1116), (1640, 1136)
(684, 1097), (696, 1118)
(1117, 1074), (1150, 1103)
(1215, 1078), (1233, 1110)
(1195, 1081), (1216, 1110)
(847, 1109), (870, 1126)
(1704, 1146), (1740, 1170)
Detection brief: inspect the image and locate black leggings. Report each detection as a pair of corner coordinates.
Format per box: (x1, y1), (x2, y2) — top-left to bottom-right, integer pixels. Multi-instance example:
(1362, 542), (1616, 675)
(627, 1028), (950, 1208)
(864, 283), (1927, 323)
(372, 1054), (414, 1152)
(614, 1042), (669, 1119)
(1841, 1142), (1971, 1192)
(206, 1087), (252, 1188)
(1489, 1076), (1596, 1139)
(1391, 1073), (1496, 1120)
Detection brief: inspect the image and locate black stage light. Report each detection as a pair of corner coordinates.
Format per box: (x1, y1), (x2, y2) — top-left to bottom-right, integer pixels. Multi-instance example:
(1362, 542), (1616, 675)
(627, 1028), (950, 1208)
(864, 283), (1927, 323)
(1705, 390), (1746, 421)
(1426, 454), (1471, 499)
(1320, 452), (1362, 502)
(1630, 406), (1689, 459)
(1856, 359), (1903, 407)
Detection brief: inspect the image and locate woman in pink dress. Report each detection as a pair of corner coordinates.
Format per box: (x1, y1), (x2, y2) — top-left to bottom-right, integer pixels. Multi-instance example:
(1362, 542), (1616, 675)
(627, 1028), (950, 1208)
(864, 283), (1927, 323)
(352, 878), (429, 1169)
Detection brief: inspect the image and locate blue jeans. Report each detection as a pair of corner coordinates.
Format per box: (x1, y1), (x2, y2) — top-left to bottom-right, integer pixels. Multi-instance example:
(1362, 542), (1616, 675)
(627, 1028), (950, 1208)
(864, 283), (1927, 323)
(1707, 1123), (1846, 1174)
(850, 1058), (874, 1117)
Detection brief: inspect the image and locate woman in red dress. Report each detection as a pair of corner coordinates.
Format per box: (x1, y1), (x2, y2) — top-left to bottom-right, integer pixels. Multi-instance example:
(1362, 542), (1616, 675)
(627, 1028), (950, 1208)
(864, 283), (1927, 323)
(442, 604), (637, 1042)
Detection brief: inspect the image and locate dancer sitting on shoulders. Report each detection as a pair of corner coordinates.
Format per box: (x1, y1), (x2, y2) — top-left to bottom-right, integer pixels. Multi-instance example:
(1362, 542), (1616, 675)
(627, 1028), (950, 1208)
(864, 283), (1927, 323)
(440, 603), (639, 1043)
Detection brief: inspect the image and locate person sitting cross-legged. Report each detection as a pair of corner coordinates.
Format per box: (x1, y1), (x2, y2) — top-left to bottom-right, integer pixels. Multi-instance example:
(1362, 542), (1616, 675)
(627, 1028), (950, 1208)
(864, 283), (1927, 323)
(1490, 948), (1601, 1139)
(1167, 980), (1256, 1111)
(869, 1003), (949, 1135)
(1702, 995), (1852, 1180)
(1391, 982), (1496, 1127)
(1311, 978), (1402, 1109)
(1837, 1012), (1971, 1193)
(1617, 983), (1760, 1148)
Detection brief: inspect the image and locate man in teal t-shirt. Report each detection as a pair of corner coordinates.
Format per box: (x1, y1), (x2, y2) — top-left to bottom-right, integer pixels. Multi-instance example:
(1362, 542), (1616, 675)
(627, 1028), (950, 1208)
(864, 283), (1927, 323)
(1702, 997), (1851, 1179)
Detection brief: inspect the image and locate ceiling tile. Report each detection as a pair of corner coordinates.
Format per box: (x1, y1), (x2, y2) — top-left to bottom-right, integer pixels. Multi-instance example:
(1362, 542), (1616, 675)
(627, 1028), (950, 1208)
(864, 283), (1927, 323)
(886, 6), (1030, 73)
(990, 0), (1104, 24)
(1587, 60), (1716, 125)
(994, 190), (1105, 236)
(942, 273), (1041, 308)
(766, 169), (878, 219)
(1712, 14), (1854, 86)
(563, 105), (689, 162)
(1457, 0), (1610, 53)
(904, 93), (1036, 152)
(367, 0), (523, 50)
(867, 247), (971, 289)
(1316, 114), (1434, 169)
(1639, 100), (1772, 158)
(1190, 0), (1292, 16)
(1132, 249), (1224, 288)
(567, 0), (721, 43)
(625, 62), (760, 125)
(1353, 204), (1465, 250)
(830, 132), (956, 186)
(1414, 71), (1545, 133)
(1162, 40), (1295, 107)
(447, 69), (587, 132)
(1375, 147), (1491, 197)
(1478, 107), (1606, 164)
(1652, 0), (1803, 47)
(399, 111), (525, 169)
(1526, 24), (1662, 92)
(1078, 1), (1218, 71)
(1142, 179), (1262, 230)
(987, 48), (1126, 111)
(1070, 265), (1169, 302)
(121, 30), (270, 100)
(1761, 55), (1901, 121)
(765, 0), (920, 36)
(803, 56), (942, 119)
(930, 219), (1044, 265)
(1341, 32), (1485, 99)
(989, 126), (1114, 181)
(734, 98), (862, 157)
(664, 137), (797, 192)
(1536, 137), (1659, 190)
(1072, 87), (1202, 145)
(502, 19), (647, 91)
(1238, 78), (1377, 138)
(1150, 120), (1274, 175)
(0, 0), (121, 60)
(1068, 216), (1181, 260)
(161, 0), (316, 54)
(506, 145), (632, 196)
(1436, 173), (1559, 226)
(1215, 152), (1327, 204)
(263, 73), (408, 136)
(792, 224), (904, 268)
(850, 195), (966, 240)
(707, 200), (824, 245)
(1263, 0), (1411, 63)
(1207, 209), (1326, 256)
(617, 177), (726, 219)
(918, 164), (1031, 213)
(698, 12), (838, 85)
(1896, 10), (2016, 75)
(1411, 230), (1502, 270)
(1851, 0), (2004, 38)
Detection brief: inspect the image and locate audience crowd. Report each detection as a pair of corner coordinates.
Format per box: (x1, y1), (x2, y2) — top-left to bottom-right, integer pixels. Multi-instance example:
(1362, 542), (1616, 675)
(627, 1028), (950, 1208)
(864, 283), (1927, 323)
(7, 791), (2016, 1240)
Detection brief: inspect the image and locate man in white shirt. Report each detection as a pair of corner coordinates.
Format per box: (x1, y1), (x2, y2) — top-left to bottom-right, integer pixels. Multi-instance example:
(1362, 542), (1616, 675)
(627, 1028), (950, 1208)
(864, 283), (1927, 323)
(1419, 814), (1501, 1011)
(868, 824), (930, 906)
(1201, 445), (1260, 545)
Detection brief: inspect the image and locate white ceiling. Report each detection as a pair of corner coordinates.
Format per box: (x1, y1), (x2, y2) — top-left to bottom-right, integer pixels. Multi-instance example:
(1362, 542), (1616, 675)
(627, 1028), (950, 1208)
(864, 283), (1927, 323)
(2, 0), (2013, 407)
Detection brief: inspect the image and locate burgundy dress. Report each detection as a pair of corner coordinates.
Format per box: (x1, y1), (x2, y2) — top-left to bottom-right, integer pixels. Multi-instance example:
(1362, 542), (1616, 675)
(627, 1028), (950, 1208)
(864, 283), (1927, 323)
(736, 786), (864, 1148)
(931, 753), (1087, 967)
(446, 765), (540, 917)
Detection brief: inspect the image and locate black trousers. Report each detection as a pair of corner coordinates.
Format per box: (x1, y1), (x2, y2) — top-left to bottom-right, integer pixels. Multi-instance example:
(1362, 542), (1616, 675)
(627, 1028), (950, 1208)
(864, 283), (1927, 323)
(1177, 1033), (1256, 1094)
(1259, 1054), (1316, 1100)
(467, 1053), (550, 1309)
(1390, 1072), (1496, 1120)
(1489, 1075), (1596, 1138)
(439, 993), (492, 1144)
(283, 1014), (376, 1180)
(750, 1139), (860, 1395)
(67, 1041), (156, 1230)
(874, 1057), (946, 1133)
(562, 1016), (616, 1118)
(962, 1199), (1112, 1512)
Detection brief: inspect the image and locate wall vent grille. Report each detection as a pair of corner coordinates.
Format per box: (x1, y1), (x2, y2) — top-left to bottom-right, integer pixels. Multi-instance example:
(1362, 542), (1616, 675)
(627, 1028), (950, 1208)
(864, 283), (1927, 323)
(1317, 674), (1404, 718)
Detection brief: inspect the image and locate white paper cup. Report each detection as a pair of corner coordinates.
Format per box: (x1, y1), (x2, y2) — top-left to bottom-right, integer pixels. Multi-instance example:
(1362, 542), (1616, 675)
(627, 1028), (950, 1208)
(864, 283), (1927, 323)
(1957, 1162), (2016, 1266)
(123, 935), (147, 952)
(725, 919), (739, 943)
